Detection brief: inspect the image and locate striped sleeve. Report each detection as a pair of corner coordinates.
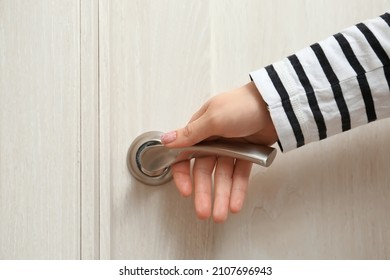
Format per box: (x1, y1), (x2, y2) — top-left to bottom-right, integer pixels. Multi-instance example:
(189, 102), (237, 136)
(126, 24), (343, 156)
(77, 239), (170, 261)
(250, 12), (390, 152)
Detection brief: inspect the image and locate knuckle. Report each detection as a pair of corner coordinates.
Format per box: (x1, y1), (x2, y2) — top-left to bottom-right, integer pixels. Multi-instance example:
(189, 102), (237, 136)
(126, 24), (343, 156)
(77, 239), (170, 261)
(184, 123), (192, 138)
(208, 113), (219, 127)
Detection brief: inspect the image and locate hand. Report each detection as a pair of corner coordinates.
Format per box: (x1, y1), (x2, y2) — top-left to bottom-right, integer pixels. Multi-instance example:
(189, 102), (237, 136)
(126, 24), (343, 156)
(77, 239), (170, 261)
(161, 82), (278, 223)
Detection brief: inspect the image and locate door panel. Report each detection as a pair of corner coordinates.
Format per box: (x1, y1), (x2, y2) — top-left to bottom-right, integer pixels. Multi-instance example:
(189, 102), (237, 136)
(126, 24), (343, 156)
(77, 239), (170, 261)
(1, 0), (388, 260)
(209, 0), (390, 259)
(0, 1), (80, 259)
(100, 0), (213, 259)
(101, 0), (390, 259)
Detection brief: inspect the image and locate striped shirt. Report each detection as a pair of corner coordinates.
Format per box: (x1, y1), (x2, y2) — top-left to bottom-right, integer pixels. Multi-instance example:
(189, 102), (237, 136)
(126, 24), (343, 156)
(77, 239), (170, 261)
(250, 12), (390, 152)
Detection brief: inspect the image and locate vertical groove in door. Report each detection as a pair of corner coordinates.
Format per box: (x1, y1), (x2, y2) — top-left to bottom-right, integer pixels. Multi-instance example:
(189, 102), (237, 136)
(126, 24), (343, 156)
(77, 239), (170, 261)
(97, 0), (101, 260)
(80, 0), (100, 259)
(98, 0), (112, 260)
(79, 0), (82, 260)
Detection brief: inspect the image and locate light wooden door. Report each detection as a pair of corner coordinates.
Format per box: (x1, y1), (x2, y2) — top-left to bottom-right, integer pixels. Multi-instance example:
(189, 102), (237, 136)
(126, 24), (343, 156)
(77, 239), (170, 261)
(100, 0), (390, 259)
(0, 1), (82, 259)
(0, 0), (99, 259)
(2, 0), (390, 260)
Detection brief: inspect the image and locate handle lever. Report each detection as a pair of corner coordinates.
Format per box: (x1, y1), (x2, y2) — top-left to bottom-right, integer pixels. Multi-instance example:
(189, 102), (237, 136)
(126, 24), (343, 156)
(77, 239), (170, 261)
(127, 131), (276, 186)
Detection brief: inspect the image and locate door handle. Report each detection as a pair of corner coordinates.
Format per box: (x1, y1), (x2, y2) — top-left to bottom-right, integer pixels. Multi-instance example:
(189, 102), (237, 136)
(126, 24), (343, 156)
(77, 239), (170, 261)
(127, 131), (277, 186)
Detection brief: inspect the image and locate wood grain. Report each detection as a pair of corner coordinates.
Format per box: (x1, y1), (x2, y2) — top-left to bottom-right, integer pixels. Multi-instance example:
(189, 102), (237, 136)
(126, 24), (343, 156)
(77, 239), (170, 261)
(2, 0), (390, 260)
(102, 0), (214, 259)
(98, 0), (112, 260)
(210, 0), (390, 259)
(0, 0), (80, 259)
(81, 0), (100, 260)
(102, 0), (390, 259)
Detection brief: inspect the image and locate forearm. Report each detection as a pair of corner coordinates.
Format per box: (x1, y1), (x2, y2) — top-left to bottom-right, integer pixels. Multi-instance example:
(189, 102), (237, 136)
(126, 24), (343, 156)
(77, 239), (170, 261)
(250, 12), (390, 152)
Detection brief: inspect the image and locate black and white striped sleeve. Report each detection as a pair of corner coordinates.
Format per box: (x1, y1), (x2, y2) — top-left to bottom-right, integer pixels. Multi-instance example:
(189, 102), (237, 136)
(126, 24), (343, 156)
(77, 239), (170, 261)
(250, 12), (390, 152)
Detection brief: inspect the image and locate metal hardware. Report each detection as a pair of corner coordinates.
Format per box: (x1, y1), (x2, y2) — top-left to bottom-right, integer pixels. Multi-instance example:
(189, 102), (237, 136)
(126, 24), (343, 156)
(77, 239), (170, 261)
(127, 131), (277, 186)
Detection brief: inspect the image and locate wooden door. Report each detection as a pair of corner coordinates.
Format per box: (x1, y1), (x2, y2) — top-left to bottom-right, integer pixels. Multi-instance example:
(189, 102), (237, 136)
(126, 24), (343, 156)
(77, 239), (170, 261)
(0, 0), (99, 259)
(100, 0), (390, 259)
(0, 0), (82, 259)
(2, 0), (390, 260)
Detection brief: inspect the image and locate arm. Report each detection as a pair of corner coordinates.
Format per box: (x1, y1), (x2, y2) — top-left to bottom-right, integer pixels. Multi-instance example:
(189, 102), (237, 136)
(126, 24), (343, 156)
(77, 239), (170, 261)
(162, 12), (390, 222)
(250, 12), (390, 151)
(161, 82), (277, 222)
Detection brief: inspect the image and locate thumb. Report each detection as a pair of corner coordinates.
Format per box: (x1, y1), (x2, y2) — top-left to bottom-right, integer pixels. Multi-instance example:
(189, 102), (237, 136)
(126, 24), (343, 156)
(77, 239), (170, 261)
(161, 116), (212, 148)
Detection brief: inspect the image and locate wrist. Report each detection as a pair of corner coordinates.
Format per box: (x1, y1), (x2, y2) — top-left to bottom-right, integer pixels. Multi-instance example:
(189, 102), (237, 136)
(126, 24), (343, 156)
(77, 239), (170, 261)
(244, 81), (278, 146)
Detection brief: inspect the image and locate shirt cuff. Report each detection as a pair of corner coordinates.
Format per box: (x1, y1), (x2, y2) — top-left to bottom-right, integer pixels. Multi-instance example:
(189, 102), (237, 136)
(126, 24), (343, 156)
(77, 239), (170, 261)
(250, 59), (308, 152)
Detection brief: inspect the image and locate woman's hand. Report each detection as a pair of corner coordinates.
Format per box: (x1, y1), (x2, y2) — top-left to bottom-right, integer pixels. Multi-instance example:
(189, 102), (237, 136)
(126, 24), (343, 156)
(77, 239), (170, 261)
(161, 82), (278, 223)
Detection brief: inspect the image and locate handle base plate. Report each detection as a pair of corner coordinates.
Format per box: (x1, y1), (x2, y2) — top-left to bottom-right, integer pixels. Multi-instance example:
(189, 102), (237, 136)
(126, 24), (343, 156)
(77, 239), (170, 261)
(127, 131), (173, 186)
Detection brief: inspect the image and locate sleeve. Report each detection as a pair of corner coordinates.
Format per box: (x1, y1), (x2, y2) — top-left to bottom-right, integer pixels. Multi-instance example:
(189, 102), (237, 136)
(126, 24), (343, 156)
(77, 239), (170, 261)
(250, 12), (390, 152)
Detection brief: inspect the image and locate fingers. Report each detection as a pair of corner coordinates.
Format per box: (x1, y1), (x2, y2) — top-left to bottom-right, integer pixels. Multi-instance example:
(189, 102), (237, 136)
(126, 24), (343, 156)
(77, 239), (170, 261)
(161, 116), (213, 148)
(192, 155), (251, 223)
(213, 157), (235, 223)
(188, 102), (209, 123)
(171, 161), (192, 197)
(173, 157), (252, 222)
(193, 156), (216, 220)
(161, 101), (214, 148)
(198, 157), (251, 222)
(230, 159), (252, 213)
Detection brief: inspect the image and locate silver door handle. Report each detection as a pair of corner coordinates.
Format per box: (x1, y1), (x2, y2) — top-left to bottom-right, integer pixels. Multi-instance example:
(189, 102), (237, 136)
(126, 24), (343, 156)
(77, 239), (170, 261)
(127, 131), (277, 186)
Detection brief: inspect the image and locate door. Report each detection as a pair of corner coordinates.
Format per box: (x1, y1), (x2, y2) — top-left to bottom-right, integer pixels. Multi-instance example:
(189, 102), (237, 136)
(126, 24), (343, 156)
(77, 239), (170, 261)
(100, 0), (390, 259)
(0, 0), (99, 259)
(1, 0), (390, 260)
(0, 0), (82, 259)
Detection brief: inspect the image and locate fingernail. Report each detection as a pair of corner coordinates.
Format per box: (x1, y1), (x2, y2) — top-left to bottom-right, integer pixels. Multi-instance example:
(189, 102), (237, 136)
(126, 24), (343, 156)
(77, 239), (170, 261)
(161, 131), (177, 144)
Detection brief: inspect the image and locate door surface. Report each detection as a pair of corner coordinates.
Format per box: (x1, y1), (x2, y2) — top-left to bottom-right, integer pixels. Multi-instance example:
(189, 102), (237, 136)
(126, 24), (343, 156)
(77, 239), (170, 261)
(0, 0), (99, 259)
(1, 0), (390, 260)
(0, 0), (81, 259)
(100, 0), (390, 259)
